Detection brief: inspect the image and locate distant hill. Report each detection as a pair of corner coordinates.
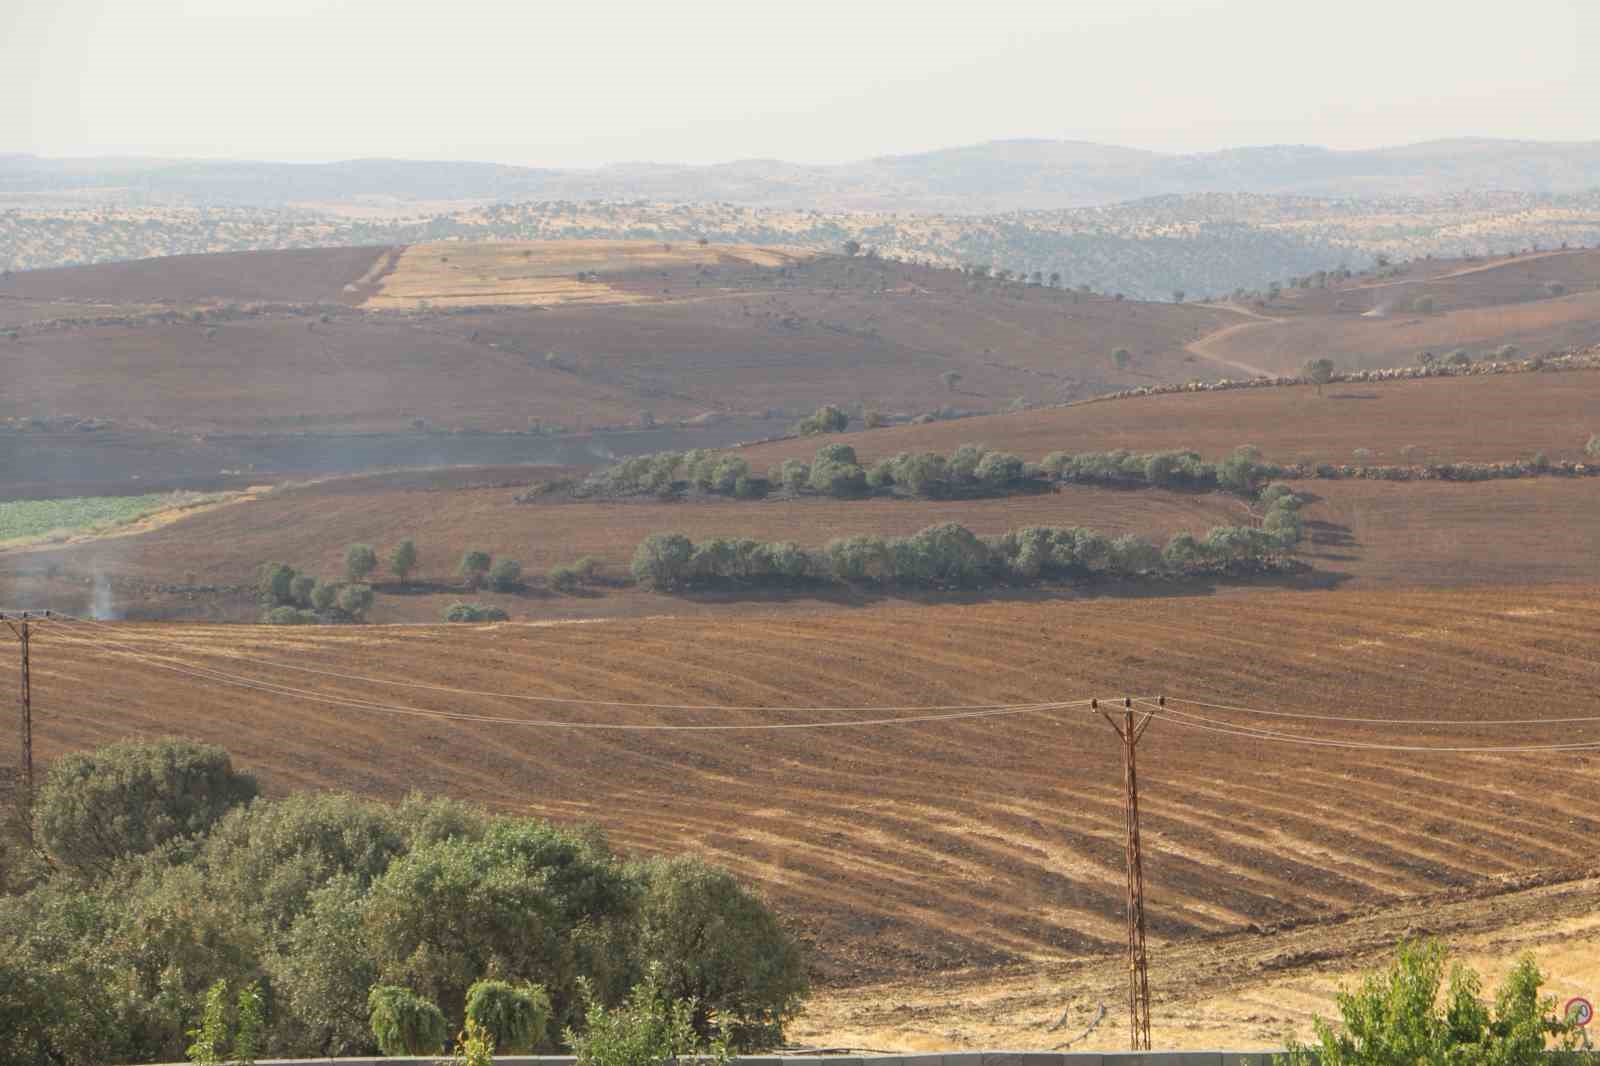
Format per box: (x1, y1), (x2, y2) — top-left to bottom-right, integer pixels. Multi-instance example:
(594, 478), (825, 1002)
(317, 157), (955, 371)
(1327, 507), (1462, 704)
(6, 137), (1600, 212)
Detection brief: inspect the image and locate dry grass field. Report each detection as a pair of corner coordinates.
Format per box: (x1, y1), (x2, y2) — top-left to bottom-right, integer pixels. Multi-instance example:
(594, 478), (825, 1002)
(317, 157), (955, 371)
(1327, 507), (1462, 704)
(363, 240), (809, 309)
(15, 584), (1600, 1044)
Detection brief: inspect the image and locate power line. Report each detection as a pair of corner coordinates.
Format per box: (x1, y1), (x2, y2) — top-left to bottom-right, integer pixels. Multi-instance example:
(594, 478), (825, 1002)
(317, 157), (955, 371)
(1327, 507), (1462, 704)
(49, 613), (1064, 714)
(1134, 699), (1600, 754)
(1169, 694), (1600, 727)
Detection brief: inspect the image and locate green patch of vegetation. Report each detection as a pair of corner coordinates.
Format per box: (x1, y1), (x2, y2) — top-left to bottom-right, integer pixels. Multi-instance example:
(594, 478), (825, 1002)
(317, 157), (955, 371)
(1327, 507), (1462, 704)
(0, 492), (219, 544)
(0, 738), (807, 1065)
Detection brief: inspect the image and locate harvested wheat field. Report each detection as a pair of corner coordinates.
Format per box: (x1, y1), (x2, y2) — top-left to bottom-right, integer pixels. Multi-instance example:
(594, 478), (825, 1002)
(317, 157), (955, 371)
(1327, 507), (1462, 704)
(14, 584), (1600, 1044)
(741, 367), (1600, 469)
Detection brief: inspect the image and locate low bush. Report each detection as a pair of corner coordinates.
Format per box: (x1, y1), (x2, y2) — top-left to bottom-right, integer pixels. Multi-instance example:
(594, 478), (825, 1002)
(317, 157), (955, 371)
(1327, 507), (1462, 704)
(368, 986), (449, 1056)
(464, 979), (552, 1054)
(443, 603), (509, 623)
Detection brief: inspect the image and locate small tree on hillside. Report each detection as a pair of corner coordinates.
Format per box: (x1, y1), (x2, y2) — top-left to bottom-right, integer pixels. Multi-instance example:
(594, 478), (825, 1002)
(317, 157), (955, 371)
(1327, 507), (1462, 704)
(344, 544), (378, 584)
(1303, 358), (1336, 395)
(368, 986), (448, 1057)
(337, 584), (374, 620)
(940, 370), (962, 392)
(459, 550), (493, 590)
(1586, 433), (1600, 459)
(389, 540), (419, 584)
(1111, 348), (1131, 370)
(488, 559), (523, 592)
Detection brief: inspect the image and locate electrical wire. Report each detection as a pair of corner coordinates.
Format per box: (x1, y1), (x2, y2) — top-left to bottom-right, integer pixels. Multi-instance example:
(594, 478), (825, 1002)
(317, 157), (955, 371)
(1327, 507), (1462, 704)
(1168, 694), (1600, 727)
(47, 612), (1069, 714)
(41, 621), (1094, 732)
(1131, 698), (1600, 754)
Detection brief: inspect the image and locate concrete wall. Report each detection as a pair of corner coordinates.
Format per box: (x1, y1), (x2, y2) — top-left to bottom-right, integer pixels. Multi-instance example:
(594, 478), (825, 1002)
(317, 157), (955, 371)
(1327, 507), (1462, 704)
(186, 1046), (1600, 1066)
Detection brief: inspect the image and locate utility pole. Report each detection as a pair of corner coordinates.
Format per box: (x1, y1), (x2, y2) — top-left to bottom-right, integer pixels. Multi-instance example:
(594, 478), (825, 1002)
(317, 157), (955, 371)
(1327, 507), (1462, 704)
(1095, 695), (1161, 1050)
(2, 611), (39, 844)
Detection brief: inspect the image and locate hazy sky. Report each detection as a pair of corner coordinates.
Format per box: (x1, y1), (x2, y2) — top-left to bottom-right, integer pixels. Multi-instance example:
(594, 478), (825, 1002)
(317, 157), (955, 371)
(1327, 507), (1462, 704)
(6, 0), (1595, 166)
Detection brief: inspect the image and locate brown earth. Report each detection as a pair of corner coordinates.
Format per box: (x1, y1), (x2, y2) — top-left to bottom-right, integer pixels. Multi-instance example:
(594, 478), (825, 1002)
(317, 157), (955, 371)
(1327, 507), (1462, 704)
(1197, 249), (1600, 375)
(739, 369), (1600, 469)
(15, 584), (1600, 1032)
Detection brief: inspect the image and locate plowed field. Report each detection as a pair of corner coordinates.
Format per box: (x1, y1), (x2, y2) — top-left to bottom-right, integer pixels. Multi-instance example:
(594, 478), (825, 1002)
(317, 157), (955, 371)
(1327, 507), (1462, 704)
(740, 367), (1600, 469)
(17, 585), (1600, 1001)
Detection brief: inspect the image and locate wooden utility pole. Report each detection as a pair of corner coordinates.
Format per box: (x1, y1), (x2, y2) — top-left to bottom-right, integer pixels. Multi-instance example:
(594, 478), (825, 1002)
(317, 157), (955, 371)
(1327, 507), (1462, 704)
(2, 612), (36, 843)
(1094, 695), (1161, 1050)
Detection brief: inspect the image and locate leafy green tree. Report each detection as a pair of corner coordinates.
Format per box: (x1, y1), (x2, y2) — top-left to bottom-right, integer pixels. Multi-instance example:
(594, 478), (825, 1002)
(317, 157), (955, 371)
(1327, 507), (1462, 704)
(338, 583), (374, 619)
(1586, 433), (1600, 459)
(637, 857), (807, 1042)
(632, 533), (695, 590)
(1283, 940), (1577, 1066)
(795, 404), (849, 436)
(186, 979), (229, 1066)
(311, 580), (340, 612)
(465, 980), (552, 1053)
(290, 573), (317, 608)
(488, 559), (523, 592)
(234, 982), (264, 1066)
(459, 550), (493, 589)
(1111, 347), (1131, 370)
(940, 370), (962, 392)
(257, 562), (296, 607)
(34, 739), (258, 879)
(567, 968), (732, 1066)
(389, 540), (419, 584)
(368, 986), (448, 1056)
(344, 544), (378, 584)
(1303, 358), (1336, 393)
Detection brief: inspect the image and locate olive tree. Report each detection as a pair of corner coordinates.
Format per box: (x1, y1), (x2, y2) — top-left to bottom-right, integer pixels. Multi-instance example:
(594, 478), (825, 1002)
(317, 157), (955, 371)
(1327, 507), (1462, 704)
(34, 738), (258, 878)
(488, 559), (523, 592)
(632, 533), (695, 590)
(344, 544), (378, 584)
(459, 550), (493, 589)
(389, 540), (419, 584)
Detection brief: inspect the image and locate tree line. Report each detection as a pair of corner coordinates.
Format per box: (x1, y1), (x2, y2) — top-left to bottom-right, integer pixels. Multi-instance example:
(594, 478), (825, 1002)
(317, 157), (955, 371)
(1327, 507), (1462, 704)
(631, 490), (1304, 593)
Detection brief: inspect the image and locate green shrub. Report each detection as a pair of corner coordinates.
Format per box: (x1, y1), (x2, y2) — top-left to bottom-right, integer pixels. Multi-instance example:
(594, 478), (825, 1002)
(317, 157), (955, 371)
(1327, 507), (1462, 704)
(1283, 940), (1577, 1066)
(795, 404), (849, 436)
(368, 985), (448, 1056)
(443, 603), (509, 623)
(567, 968), (732, 1066)
(34, 738), (258, 879)
(1586, 434), (1600, 459)
(186, 979), (229, 1066)
(548, 564), (581, 592)
(265, 606), (320, 625)
(488, 559), (523, 592)
(311, 580), (340, 612)
(337, 584), (374, 619)
(464, 980), (552, 1053)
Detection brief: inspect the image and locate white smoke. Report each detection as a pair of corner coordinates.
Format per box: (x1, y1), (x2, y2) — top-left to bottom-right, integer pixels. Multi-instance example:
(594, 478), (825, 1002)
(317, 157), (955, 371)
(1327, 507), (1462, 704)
(91, 573), (120, 621)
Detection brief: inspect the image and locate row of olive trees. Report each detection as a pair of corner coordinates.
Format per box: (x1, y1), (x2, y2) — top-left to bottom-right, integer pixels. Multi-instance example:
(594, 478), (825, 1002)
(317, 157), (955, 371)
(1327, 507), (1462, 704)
(582, 449), (763, 499)
(1, 739), (807, 1066)
(633, 507), (1304, 593)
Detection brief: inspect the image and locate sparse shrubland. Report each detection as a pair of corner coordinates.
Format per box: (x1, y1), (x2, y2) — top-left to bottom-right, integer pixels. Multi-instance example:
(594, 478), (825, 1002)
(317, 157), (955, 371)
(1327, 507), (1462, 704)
(0, 739), (806, 1065)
